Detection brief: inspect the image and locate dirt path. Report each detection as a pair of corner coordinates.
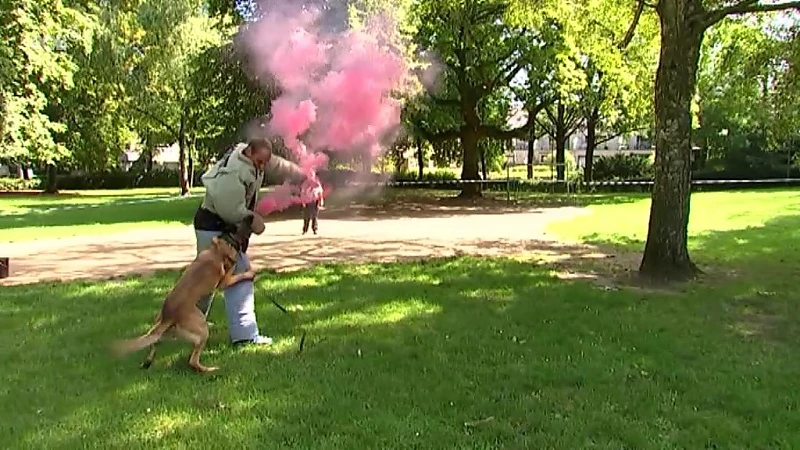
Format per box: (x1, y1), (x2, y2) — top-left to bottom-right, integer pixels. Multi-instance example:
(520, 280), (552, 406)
(1, 205), (604, 286)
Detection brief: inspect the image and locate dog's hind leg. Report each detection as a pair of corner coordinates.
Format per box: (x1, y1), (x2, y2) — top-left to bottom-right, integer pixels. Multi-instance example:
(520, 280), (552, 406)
(175, 309), (218, 374)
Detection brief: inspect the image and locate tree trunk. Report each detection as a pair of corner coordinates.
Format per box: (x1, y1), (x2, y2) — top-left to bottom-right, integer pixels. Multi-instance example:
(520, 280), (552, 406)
(146, 149), (154, 172)
(188, 141), (195, 189)
(480, 141), (488, 180)
(584, 107), (598, 183)
(44, 164), (58, 194)
(555, 102), (567, 182)
(639, 4), (704, 282)
(459, 128), (482, 198)
(416, 138), (424, 180)
(527, 125), (535, 179)
(178, 115), (189, 196)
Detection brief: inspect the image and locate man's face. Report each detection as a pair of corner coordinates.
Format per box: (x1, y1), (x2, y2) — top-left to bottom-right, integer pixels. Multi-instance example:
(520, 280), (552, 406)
(248, 146), (272, 170)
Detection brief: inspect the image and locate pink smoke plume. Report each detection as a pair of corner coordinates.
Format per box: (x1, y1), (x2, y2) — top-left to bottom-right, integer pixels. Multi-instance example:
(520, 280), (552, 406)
(242, 2), (410, 216)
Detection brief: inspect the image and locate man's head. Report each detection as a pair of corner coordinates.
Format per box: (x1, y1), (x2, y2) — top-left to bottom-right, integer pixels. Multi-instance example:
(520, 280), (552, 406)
(244, 137), (273, 170)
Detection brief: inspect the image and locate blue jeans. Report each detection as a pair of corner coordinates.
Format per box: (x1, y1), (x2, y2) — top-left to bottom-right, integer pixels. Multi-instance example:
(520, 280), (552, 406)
(195, 229), (261, 343)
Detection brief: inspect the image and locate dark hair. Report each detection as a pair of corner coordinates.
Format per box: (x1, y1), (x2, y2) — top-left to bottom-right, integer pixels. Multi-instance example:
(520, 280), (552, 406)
(247, 137), (272, 153)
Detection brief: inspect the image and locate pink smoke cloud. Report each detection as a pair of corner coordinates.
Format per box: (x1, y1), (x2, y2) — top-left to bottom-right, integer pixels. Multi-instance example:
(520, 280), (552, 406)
(240, 1), (411, 216)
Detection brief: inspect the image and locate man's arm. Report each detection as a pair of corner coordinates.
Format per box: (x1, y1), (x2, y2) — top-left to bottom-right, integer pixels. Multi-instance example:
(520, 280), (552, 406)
(210, 172), (253, 224)
(266, 155), (308, 184)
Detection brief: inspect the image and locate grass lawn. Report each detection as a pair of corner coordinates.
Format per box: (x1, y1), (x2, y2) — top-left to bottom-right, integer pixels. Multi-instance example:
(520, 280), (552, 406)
(0, 189), (203, 242)
(3, 189), (800, 448)
(0, 184), (636, 243)
(547, 188), (800, 269)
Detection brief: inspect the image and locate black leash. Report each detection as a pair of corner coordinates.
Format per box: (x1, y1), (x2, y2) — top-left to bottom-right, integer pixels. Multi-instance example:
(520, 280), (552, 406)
(270, 298), (307, 354)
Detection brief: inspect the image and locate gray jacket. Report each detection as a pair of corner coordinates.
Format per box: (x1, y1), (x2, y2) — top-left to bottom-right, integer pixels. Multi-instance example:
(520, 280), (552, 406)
(200, 144), (306, 224)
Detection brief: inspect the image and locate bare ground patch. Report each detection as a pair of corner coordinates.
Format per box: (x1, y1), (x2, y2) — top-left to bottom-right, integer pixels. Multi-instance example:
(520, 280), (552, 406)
(0, 201), (643, 286)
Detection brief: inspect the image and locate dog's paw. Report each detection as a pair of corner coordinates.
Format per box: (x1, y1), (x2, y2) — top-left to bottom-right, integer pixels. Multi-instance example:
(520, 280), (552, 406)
(240, 271), (256, 282)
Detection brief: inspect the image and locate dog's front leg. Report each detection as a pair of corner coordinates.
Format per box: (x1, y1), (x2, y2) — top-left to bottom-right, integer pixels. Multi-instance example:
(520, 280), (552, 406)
(219, 269), (256, 289)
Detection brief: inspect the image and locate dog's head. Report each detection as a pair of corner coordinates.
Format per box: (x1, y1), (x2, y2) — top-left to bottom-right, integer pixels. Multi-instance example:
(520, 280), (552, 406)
(211, 236), (239, 262)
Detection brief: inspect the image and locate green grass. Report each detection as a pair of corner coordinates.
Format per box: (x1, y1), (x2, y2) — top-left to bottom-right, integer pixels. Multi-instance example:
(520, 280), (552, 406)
(0, 192), (203, 242)
(0, 186), (633, 242)
(3, 256), (800, 448)
(4, 189), (800, 447)
(547, 188), (800, 267)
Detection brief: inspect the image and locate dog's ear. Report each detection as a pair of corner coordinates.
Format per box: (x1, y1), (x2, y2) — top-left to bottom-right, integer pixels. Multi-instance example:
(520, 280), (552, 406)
(211, 236), (238, 259)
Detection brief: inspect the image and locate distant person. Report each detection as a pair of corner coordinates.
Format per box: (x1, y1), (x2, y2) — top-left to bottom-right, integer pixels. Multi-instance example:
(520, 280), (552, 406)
(193, 137), (307, 346)
(301, 179), (324, 235)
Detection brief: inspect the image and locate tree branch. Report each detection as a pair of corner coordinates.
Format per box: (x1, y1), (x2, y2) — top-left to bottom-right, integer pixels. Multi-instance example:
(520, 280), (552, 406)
(618, 0), (648, 49)
(418, 127), (461, 143)
(477, 100), (547, 140)
(704, 1), (800, 28)
(536, 118), (556, 140)
(131, 104), (179, 138)
(429, 94), (461, 107)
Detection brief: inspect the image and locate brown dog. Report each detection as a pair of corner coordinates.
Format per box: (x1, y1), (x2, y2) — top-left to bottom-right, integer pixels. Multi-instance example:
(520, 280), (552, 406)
(113, 218), (262, 373)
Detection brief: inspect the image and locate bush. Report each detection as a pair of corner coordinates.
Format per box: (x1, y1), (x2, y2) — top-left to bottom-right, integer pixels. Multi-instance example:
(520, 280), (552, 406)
(542, 150), (577, 174)
(592, 153), (653, 181)
(393, 169), (458, 183)
(0, 177), (38, 191)
(52, 169), (205, 190)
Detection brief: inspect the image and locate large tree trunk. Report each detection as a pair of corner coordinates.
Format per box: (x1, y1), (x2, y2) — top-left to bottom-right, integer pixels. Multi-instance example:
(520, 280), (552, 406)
(584, 107), (598, 183)
(527, 121), (535, 179)
(178, 115), (189, 196)
(459, 128), (482, 198)
(639, 4), (704, 281)
(555, 102), (567, 182)
(416, 138), (424, 180)
(44, 164), (58, 194)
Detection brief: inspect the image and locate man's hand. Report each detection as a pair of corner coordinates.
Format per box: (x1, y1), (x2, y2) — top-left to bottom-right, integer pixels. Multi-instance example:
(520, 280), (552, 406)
(251, 213), (266, 235)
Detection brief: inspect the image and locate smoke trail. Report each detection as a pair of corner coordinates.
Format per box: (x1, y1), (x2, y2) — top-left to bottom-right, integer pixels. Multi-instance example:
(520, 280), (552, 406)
(239, 0), (413, 215)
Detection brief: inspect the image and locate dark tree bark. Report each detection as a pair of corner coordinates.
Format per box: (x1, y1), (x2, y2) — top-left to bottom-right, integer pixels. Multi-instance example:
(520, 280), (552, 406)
(554, 102), (567, 181)
(416, 138), (424, 180)
(639, 1), (705, 281)
(178, 115), (190, 196)
(527, 123), (535, 179)
(480, 141), (488, 180)
(584, 106), (599, 183)
(44, 164), (58, 194)
(459, 127), (482, 198)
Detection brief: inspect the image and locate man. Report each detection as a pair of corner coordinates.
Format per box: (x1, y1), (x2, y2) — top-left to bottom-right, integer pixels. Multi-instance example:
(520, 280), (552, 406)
(301, 179), (324, 235)
(193, 137), (307, 346)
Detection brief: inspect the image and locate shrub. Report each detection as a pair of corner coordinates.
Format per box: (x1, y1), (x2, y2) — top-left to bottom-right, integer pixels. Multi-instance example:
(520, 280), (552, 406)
(393, 169), (458, 183)
(592, 153), (653, 181)
(0, 177), (38, 191)
(52, 169), (206, 190)
(542, 150), (577, 174)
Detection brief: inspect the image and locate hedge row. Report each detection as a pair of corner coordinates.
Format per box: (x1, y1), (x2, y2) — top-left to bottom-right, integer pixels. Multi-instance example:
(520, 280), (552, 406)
(2, 161), (800, 192)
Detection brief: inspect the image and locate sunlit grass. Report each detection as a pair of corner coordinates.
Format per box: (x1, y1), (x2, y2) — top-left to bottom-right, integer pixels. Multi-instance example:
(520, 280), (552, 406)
(3, 253), (800, 448)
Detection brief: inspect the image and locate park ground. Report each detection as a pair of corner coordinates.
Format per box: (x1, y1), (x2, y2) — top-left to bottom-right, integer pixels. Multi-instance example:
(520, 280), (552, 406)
(2, 187), (800, 448)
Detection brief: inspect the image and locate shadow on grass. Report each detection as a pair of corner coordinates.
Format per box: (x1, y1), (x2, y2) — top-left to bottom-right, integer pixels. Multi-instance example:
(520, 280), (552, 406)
(2, 257), (800, 448)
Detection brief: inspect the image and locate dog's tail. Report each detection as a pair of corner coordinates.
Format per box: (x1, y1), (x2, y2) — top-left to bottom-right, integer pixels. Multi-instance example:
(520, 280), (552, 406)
(111, 320), (173, 358)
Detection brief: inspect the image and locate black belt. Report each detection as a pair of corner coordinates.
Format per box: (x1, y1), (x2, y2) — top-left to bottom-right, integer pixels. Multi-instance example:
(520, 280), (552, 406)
(194, 206), (250, 253)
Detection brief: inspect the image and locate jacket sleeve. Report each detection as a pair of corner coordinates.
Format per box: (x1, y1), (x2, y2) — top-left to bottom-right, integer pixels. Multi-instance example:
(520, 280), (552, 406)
(209, 171), (253, 224)
(267, 155), (308, 184)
